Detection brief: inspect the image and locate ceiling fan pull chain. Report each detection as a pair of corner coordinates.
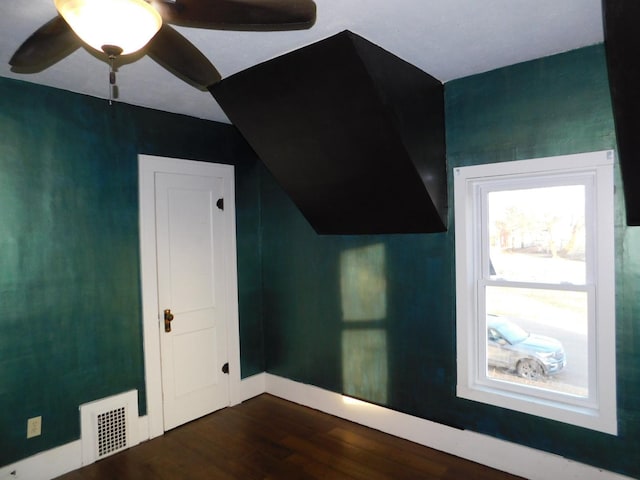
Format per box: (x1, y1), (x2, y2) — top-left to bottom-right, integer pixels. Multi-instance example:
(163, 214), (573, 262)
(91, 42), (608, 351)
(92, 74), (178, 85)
(108, 57), (114, 106)
(107, 54), (119, 106)
(102, 45), (123, 106)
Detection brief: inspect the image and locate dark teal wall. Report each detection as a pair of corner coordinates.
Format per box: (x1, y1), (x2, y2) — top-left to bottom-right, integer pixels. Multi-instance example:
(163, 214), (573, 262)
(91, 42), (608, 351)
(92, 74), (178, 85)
(3, 42), (638, 478)
(446, 44), (639, 477)
(0, 76), (263, 466)
(261, 44), (640, 478)
(235, 151), (265, 376)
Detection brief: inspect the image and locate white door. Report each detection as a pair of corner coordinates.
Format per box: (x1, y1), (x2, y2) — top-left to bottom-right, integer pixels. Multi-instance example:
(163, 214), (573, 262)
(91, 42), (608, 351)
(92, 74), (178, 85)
(139, 156), (240, 436)
(155, 171), (230, 430)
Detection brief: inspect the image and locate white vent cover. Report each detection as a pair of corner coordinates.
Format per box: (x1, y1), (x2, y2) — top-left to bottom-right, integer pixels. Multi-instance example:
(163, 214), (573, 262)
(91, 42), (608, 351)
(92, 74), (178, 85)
(80, 390), (140, 466)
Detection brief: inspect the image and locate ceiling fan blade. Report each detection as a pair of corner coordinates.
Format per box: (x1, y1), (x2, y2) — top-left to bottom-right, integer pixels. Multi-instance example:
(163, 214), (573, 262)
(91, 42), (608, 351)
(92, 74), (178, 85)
(146, 24), (222, 90)
(151, 0), (316, 31)
(9, 16), (81, 72)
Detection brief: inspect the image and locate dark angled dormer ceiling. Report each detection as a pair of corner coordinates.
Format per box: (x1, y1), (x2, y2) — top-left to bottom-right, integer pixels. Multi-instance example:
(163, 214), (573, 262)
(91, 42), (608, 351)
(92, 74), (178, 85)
(603, 0), (640, 226)
(211, 31), (446, 234)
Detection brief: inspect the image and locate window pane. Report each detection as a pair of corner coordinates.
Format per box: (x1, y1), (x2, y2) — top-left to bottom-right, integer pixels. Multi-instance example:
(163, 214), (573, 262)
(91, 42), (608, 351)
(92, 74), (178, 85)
(485, 286), (588, 398)
(488, 185), (586, 284)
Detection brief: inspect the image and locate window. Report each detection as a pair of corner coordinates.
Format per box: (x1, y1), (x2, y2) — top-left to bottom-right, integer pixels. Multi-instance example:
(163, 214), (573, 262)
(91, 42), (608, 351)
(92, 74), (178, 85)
(454, 151), (616, 434)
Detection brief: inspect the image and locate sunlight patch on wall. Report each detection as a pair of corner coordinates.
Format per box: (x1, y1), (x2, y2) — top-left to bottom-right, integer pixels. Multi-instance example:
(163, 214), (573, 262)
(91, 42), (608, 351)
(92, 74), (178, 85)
(342, 329), (388, 404)
(340, 244), (387, 321)
(340, 243), (388, 405)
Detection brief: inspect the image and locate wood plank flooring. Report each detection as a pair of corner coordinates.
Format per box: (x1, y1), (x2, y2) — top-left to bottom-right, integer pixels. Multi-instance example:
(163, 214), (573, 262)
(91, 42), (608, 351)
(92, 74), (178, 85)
(55, 394), (524, 480)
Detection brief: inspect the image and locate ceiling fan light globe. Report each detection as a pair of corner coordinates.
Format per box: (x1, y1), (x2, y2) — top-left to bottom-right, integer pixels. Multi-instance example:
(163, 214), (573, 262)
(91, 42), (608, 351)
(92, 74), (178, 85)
(54, 0), (162, 56)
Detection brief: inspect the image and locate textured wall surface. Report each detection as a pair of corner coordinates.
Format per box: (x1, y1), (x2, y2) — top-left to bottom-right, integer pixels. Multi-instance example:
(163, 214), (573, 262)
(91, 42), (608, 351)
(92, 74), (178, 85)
(261, 44), (640, 478)
(0, 76), (262, 466)
(2, 43), (638, 478)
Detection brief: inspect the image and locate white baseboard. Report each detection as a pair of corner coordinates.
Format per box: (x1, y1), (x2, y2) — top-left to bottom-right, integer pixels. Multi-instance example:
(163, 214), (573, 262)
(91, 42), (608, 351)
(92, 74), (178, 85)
(263, 374), (633, 480)
(3, 375), (630, 480)
(0, 415), (150, 480)
(138, 415), (150, 443)
(0, 441), (81, 480)
(238, 372), (266, 402)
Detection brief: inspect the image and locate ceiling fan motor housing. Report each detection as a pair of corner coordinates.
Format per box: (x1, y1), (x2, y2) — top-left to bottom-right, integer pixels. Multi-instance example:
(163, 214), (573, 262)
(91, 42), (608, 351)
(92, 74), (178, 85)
(102, 45), (124, 57)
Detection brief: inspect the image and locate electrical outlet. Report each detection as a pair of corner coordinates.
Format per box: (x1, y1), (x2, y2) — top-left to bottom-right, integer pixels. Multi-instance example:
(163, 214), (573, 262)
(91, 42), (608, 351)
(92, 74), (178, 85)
(26, 416), (41, 439)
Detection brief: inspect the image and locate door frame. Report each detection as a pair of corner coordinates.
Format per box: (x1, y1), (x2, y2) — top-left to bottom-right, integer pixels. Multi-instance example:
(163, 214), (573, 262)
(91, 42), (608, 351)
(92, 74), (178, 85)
(139, 154), (242, 439)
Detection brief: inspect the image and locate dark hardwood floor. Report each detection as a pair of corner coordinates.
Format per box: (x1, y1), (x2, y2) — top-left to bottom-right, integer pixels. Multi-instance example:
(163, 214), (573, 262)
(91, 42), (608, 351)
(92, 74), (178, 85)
(55, 394), (523, 479)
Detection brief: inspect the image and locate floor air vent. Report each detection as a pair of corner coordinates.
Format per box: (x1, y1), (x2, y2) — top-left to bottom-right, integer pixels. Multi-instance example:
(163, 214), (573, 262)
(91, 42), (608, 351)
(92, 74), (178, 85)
(80, 390), (139, 465)
(97, 406), (127, 457)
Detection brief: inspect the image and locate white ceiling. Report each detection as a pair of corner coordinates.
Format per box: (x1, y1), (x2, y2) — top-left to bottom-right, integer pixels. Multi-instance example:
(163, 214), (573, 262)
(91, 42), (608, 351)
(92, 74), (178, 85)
(0, 1), (604, 124)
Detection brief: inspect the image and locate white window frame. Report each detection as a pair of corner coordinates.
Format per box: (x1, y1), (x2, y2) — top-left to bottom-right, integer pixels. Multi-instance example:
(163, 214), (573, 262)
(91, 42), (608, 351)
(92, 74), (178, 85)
(454, 150), (617, 435)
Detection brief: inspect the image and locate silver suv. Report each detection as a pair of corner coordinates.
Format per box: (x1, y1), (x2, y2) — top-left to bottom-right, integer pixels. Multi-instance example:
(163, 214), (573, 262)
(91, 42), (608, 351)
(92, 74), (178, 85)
(487, 315), (566, 379)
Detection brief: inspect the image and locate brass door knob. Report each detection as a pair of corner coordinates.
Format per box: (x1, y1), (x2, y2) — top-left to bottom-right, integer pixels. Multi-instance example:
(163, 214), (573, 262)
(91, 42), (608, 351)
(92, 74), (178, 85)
(164, 309), (174, 333)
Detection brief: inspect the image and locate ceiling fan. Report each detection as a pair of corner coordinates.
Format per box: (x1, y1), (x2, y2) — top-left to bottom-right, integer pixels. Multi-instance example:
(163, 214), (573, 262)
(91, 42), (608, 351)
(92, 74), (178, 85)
(9, 0), (317, 91)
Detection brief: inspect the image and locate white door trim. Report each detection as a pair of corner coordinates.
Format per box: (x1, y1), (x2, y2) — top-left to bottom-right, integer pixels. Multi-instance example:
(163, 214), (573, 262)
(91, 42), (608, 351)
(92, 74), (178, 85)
(138, 154), (242, 439)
